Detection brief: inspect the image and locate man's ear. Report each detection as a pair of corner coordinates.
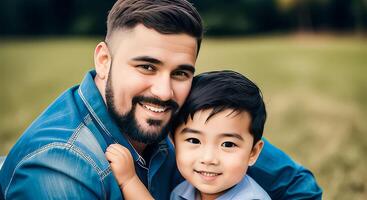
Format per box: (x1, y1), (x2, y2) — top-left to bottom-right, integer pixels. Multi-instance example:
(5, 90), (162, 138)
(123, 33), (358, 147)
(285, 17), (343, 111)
(248, 139), (264, 166)
(94, 42), (112, 80)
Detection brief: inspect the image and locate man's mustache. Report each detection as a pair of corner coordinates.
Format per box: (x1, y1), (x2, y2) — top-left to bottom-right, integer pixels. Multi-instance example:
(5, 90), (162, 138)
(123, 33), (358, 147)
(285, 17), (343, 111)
(132, 96), (179, 112)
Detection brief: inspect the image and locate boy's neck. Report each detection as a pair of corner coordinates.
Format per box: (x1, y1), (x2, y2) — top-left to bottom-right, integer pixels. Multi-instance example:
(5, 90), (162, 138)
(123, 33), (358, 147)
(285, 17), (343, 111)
(196, 190), (221, 200)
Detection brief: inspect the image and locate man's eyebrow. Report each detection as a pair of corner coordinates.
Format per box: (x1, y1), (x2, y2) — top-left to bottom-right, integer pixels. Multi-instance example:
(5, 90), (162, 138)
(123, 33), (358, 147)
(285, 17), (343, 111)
(177, 65), (195, 74)
(219, 133), (244, 141)
(132, 56), (195, 74)
(132, 56), (162, 64)
(180, 127), (202, 134)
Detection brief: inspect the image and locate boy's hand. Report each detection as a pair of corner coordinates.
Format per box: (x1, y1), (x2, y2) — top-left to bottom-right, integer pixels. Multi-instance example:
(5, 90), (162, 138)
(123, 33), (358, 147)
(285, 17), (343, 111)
(105, 144), (137, 189)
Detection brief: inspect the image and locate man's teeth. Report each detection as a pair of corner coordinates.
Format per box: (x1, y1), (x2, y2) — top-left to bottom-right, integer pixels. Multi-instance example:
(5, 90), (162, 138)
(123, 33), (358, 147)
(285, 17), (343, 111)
(143, 104), (166, 113)
(199, 171), (220, 177)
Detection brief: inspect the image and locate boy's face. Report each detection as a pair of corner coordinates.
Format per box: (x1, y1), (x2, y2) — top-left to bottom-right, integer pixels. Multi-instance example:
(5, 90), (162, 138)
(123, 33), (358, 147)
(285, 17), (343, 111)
(174, 109), (263, 199)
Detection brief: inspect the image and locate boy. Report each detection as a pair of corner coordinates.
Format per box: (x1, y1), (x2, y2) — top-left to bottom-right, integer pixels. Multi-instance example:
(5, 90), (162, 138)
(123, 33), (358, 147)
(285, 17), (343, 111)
(106, 70), (271, 199)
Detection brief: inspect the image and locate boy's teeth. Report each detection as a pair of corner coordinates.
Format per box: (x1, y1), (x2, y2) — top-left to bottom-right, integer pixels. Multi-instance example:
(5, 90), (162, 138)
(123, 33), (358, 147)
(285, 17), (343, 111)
(143, 104), (166, 113)
(199, 171), (219, 177)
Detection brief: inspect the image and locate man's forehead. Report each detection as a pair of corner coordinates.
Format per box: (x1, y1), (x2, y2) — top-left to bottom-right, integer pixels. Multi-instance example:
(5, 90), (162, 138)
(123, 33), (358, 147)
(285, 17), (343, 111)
(108, 24), (197, 56)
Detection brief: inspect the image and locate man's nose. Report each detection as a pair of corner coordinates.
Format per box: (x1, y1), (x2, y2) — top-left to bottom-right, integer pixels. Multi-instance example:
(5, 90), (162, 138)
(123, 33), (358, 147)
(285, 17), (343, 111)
(150, 75), (173, 101)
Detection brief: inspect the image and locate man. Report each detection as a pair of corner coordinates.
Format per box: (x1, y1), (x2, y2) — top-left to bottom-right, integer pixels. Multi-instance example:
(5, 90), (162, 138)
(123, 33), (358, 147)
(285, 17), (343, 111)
(0, 0), (322, 199)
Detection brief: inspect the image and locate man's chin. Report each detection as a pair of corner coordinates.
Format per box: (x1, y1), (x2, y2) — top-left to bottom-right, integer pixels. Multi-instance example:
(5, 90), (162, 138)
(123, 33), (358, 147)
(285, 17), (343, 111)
(138, 124), (165, 136)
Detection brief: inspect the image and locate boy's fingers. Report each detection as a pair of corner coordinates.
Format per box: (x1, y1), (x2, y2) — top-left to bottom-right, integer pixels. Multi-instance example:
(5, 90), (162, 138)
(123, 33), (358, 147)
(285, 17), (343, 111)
(106, 151), (125, 163)
(110, 144), (129, 151)
(107, 145), (124, 156)
(105, 151), (118, 161)
(111, 144), (133, 158)
(108, 145), (131, 159)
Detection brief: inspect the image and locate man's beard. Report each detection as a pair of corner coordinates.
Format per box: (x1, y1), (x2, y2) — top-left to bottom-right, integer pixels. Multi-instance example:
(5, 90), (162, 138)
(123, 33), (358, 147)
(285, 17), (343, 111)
(105, 73), (178, 144)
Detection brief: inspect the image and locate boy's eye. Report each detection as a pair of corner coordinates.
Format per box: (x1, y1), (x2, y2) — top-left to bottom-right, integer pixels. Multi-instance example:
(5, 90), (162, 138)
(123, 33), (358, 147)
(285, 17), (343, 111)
(186, 138), (200, 144)
(221, 142), (237, 148)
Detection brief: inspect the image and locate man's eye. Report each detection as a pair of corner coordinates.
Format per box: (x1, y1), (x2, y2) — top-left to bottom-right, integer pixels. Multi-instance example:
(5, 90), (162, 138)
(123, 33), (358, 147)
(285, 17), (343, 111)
(186, 138), (200, 144)
(172, 70), (191, 80)
(221, 142), (237, 148)
(138, 64), (155, 71)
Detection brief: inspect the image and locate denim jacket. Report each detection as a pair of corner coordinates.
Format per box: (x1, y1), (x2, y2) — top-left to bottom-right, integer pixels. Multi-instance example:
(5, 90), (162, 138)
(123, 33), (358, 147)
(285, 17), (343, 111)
(0, 70), (322, 200)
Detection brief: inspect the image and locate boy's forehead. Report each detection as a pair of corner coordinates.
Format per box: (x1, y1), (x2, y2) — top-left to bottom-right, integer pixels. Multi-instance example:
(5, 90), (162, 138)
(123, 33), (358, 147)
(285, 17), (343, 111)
(177, 109), (252, 135)
(193, 108), (249, 122)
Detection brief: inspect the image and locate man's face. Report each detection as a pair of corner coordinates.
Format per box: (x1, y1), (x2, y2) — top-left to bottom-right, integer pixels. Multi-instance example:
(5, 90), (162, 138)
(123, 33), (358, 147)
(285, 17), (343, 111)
(100, 24), (197, 144)
(174, 109), (263, 199)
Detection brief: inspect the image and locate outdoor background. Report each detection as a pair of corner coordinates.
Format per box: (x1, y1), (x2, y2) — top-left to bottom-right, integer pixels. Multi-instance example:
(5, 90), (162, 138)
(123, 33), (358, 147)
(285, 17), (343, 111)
(1, 0), (366, 199)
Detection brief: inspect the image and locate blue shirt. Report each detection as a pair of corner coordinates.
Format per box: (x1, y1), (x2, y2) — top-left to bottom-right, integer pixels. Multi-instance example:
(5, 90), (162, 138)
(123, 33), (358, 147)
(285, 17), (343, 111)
(0, 70), (182, 199)
(0, 70), (322, 199)
(170, 175), (271, 200)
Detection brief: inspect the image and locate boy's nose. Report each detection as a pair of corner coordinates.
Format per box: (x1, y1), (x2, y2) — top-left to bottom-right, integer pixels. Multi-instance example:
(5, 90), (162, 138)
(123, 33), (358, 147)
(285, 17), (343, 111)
(199, 147), (219, 165)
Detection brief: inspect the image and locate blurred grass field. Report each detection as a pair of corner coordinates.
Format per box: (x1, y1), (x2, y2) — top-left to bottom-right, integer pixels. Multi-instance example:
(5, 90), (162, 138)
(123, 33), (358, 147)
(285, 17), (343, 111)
(0, 35), (366, 199)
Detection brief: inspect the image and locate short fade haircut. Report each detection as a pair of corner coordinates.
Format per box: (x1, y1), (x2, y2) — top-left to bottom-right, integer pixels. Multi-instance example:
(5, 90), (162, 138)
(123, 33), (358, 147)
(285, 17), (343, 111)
(171, 70), (267, 146)
(106, 0), (203, 53)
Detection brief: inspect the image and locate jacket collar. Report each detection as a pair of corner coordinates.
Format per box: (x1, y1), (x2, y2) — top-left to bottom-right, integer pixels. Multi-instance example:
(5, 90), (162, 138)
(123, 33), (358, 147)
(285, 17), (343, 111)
(77, 70), (169, 164)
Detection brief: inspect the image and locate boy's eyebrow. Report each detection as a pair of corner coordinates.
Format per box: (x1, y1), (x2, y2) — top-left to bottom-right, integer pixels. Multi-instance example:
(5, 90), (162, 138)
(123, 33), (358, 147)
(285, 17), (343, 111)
(180, 128), (244, 141)
(219, 133), (244, 141)
(181, 127), (202, 134)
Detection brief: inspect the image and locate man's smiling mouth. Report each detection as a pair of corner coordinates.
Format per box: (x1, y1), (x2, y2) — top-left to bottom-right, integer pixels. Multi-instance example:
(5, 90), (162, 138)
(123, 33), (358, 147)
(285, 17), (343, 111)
(139, 102), (169, 113)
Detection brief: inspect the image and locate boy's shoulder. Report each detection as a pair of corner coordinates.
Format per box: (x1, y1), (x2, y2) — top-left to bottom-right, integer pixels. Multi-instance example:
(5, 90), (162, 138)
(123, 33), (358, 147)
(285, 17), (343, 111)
(221, 175), (271, 200)
(170, 175), (271, 200)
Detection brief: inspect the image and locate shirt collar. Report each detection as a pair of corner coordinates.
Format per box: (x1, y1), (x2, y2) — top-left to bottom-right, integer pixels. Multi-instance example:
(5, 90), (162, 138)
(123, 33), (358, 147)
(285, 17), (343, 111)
(216, 175), (252, 200)
(177, 176), (251, 200)
(179, 181), (197, 200)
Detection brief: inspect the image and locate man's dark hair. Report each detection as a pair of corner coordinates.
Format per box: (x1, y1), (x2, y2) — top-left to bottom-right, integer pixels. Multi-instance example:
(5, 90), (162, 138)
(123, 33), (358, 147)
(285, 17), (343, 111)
(171, 70), (267, 146)
(106, 0), (203, 53)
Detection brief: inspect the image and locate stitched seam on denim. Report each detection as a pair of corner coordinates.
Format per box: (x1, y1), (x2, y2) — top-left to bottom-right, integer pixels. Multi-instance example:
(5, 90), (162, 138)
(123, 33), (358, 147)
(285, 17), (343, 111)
(68, 123), (84, 146)
(101, 166), (112, 180)
(4, 142), (104, 197)
(71, 144), (103, 175)
(84, 114), (92, 124)
(72, 120), (108, 176)
(67, 122), (104, 176)
(137, 162), (149, 170)
(68, 145), (109, 198)
(71, 115), (110, 197)
(78, 88), (117, 143)
(98, 167), (111, 200)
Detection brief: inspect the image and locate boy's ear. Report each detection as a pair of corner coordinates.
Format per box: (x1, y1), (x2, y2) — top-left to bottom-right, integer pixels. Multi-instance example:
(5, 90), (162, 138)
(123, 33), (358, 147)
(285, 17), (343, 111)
(94, 42), (112, 80)
(248, 140), (264, 166)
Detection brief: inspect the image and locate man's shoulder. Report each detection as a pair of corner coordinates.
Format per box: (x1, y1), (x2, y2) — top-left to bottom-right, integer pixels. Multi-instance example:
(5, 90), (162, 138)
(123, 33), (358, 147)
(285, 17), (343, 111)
(3, 113), (108, 174)
(0, 112), (113, 199)
(0, 84), (110, 187)
(6, 85), (85, 159)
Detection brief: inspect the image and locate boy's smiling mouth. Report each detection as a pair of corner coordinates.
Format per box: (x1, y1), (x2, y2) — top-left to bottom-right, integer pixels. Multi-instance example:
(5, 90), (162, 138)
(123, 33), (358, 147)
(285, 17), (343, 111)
(194, 170), (222, 177)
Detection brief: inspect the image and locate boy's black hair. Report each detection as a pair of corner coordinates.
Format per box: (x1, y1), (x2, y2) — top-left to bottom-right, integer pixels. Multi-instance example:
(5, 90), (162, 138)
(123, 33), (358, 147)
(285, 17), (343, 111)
(171, 70), (267, 145)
